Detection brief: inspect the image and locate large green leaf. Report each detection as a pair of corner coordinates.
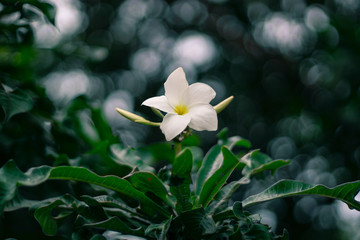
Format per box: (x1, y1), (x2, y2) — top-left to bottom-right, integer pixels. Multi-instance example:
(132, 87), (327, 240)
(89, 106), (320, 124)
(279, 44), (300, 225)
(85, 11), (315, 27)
(48, 166), (170, 218)
(242, 179), (360, 210)
(197, 147), (240, 207)
(195, 144), (222, 196)
(0, 161), (170, 219)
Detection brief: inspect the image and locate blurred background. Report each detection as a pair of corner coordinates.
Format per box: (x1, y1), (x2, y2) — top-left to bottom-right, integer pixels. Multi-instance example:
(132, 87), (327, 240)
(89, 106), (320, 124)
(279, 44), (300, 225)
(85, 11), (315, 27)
(1, 0), (360, 239)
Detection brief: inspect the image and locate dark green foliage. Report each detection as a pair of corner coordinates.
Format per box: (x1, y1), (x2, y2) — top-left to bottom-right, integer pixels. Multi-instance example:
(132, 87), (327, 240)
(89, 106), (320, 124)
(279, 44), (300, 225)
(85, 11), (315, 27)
(1, 133), (358, 239)
(0, 142), (289, 239)
(1, 0), (360, 239)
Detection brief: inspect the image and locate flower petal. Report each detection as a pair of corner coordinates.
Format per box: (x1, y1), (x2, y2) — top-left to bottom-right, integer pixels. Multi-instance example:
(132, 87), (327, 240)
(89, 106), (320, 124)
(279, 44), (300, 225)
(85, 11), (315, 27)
(188, 104), (218, 131)
(164, 67), (189, 107)
(160, 113), (191, 141)
(185, 82), (216, 107)
(142, 96), (174, 113)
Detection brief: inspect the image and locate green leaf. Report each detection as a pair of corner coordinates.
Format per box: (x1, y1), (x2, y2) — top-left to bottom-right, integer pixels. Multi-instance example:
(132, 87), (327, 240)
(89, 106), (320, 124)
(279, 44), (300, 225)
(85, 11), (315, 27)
(170, 148), (193, 213)
(145, 217), (172, 240)
(0, 87), (34, 122)
(212, 201), (243, 222)
(197, 147), (240, 208)
(93, 195), (140, 218)
(32, 194), (79, 236)
(128, 171), (170, 206)
(207, 151), (289, 214)
(79, 195), (109, 222)
(172, 148), (193, 178)
(206, 177), (250, 214)
(241, 150), (290, 176)
(88, 141), (133, 176)
(242, 179), (360, 211)
(33, 199), (65, 236)
(83, 216), (145, 236)
(180, 208), (216, 240)
(0, 160), (51, 213)
(195, 136), (249, 196)
(195, 145), (222, 196)
(110, 144), (153, 172)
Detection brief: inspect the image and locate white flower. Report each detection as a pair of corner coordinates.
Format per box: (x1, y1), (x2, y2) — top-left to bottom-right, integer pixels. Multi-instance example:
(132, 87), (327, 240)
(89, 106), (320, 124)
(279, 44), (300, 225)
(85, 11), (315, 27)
(142, 67), (218, 141)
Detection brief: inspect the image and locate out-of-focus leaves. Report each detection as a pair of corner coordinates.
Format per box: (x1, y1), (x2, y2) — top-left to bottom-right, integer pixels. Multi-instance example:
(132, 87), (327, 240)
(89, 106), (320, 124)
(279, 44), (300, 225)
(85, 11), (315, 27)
(242, 180), (360, 211)
(217, 128), (251, 149)
(0, 86), (34, 122)
(67, 96), (119, 146)
(20, 0), (56, 25)
(143, 142), (175, 163)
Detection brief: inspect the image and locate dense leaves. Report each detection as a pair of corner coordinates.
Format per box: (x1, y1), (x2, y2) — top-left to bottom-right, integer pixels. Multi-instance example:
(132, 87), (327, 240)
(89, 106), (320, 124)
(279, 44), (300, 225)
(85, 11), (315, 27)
(1, 133), (357, 239)
(0, 134), (293, 239)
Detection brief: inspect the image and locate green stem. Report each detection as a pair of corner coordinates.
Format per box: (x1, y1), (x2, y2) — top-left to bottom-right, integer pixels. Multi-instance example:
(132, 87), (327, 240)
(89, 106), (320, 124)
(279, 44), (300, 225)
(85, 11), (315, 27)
(174, 141), (182, 156)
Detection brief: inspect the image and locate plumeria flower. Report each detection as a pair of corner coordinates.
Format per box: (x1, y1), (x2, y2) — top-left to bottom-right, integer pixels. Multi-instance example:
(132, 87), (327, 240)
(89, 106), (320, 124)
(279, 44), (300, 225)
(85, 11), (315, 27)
(142, 67), (218, 141)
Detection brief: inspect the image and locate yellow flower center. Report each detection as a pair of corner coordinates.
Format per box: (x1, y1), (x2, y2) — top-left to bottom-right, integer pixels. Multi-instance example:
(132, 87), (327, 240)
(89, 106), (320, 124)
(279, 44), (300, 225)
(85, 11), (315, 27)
(174, 104), (189, 115)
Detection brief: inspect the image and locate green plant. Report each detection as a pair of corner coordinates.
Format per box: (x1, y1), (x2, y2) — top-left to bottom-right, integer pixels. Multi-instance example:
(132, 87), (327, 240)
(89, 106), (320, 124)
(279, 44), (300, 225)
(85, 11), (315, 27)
(1, 127), (360, 239)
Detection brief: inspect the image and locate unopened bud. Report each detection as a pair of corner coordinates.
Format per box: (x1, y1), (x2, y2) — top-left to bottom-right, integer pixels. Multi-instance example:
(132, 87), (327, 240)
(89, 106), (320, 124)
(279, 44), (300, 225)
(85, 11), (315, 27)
(116, 108), (161, 126)
(213, 96), (234, 114)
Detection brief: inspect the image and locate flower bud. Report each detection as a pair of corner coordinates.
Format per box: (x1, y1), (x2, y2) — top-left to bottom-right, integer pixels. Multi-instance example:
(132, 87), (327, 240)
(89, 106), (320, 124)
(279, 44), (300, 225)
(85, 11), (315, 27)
(115, 107), (160, 126)
(213, 96), (234, 114)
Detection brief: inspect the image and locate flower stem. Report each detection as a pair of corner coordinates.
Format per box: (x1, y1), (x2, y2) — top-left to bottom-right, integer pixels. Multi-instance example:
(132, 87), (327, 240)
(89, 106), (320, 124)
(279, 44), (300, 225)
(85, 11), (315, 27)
(174, 141), (182, 156)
